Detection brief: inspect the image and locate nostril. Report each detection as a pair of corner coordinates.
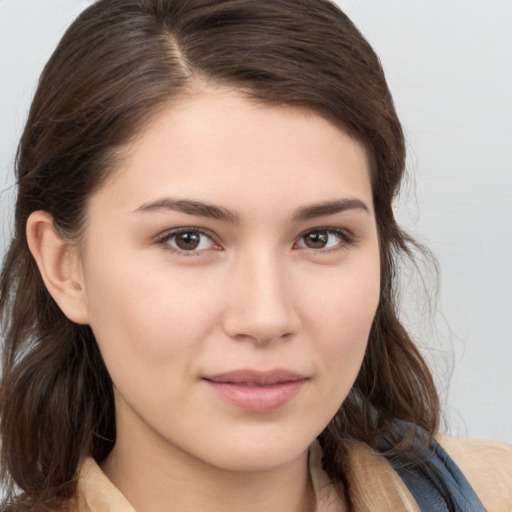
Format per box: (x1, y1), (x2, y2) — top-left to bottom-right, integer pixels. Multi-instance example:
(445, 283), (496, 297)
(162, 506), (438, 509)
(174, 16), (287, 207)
(222, 310), (300, 345)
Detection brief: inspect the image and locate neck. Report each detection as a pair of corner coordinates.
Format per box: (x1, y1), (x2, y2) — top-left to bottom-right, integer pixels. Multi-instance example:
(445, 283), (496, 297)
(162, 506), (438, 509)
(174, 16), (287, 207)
(101, 431), (315, 512)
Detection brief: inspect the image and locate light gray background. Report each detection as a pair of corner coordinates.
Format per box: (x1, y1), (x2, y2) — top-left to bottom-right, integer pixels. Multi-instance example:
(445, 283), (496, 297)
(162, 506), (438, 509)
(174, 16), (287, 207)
(1, 1), (511, 443)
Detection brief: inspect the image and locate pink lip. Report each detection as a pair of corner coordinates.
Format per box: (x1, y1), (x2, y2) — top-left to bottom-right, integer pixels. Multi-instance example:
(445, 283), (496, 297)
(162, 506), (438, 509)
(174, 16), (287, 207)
(203, 369), (307, 413)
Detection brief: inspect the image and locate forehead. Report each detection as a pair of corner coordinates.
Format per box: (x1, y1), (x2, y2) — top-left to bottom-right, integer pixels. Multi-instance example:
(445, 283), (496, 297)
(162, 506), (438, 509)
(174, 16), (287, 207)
(91, 86), (373, 217)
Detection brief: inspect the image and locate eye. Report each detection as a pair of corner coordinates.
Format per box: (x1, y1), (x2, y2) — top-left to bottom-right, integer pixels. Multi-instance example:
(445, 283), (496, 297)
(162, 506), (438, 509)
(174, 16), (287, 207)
(157, 228), (218, 253)
(295, 228), (353, 251)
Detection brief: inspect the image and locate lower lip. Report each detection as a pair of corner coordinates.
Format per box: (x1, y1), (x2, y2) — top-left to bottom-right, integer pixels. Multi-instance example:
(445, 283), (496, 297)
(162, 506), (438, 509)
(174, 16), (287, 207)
(204, 379), (306, 413)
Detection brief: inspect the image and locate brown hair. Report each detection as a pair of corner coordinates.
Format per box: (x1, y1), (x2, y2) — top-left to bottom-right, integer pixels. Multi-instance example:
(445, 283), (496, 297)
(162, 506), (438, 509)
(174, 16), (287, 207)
(0, 0), (439, 509)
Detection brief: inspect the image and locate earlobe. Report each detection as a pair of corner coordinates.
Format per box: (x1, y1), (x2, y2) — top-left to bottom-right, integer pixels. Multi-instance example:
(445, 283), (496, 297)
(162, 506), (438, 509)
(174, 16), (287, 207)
(26, 211), (90, 325)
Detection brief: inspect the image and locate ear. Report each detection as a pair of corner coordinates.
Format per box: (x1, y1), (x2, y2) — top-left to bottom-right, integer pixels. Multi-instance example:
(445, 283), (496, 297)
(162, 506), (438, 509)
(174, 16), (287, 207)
(26, 211), (90, 325)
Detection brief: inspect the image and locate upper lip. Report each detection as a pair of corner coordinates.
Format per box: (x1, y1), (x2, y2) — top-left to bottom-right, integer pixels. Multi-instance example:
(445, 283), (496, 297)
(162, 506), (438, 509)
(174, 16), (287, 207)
(203, 369), (307, 386)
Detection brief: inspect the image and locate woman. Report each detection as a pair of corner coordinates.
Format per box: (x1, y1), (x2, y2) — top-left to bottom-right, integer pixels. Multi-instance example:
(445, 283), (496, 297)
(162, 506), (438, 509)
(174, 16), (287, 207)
(0, 0), (510, 511)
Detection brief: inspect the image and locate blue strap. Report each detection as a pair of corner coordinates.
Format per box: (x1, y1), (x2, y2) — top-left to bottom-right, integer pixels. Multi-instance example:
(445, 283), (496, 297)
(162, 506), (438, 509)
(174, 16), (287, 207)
(379, 423), (485, 512)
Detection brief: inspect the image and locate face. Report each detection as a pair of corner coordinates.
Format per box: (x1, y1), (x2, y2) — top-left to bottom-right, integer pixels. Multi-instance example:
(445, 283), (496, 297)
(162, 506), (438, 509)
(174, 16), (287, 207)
(78, 87), (380, 473)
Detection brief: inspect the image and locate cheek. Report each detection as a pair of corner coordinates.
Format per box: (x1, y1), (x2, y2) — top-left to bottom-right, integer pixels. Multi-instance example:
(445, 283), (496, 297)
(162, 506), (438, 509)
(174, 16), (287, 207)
(81, 254), (221, 372)
(312, 254), (380, 326)
(309, 257), (380, 383)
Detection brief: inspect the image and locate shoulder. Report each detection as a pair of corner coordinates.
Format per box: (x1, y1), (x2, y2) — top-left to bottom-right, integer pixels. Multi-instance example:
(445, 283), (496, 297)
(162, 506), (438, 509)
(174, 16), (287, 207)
(437, 434), (512, 511)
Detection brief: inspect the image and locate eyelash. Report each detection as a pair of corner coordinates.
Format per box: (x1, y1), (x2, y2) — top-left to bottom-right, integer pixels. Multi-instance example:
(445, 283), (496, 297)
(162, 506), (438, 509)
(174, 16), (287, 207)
(295, 227), (356, 254)
(155, 227), (356, 256)
(155, 227), (220, 256)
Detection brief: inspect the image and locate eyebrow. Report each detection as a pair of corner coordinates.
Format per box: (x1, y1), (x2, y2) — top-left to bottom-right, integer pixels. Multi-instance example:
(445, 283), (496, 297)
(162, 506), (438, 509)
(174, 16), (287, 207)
(134, 198), (240, 223)
(134, 197), (370, 223)
(292, 198), (370, 221)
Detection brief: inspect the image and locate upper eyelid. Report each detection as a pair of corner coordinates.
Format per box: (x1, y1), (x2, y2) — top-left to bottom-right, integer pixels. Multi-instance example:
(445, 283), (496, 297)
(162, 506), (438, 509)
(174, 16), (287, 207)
(297, 226), (355, 240)
(156, 226), (217, 241)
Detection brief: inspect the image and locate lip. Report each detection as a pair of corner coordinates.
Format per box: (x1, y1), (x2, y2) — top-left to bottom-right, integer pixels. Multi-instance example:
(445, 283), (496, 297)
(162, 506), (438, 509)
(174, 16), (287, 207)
(202, 369), (307, 413)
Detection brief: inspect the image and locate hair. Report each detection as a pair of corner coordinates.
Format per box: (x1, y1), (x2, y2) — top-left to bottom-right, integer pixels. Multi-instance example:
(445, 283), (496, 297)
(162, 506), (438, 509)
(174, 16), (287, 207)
(0, 0), (440, 510)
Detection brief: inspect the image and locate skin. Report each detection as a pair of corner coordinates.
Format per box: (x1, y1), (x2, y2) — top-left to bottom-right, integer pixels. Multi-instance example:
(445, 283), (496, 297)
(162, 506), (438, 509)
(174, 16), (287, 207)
(28, 86), (380, 512)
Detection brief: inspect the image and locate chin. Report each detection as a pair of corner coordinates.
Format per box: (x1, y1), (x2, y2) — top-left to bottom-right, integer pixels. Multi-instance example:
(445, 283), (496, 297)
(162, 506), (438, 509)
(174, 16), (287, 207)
(192, 429), (316, 473)
(211, 449), (307, 473)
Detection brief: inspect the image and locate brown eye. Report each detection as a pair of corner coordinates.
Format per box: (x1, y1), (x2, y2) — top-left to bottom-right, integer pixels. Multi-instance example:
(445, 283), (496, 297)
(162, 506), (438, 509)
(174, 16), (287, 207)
(175, 232), (201, 250)
(161, 229), (216, 253)
(303, 231), (329, 249)
(296, 229), (351, 251)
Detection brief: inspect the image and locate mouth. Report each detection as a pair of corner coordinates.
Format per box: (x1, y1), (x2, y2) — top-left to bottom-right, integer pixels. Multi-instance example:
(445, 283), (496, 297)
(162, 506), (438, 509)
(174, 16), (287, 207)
(202, 369), (308, 412)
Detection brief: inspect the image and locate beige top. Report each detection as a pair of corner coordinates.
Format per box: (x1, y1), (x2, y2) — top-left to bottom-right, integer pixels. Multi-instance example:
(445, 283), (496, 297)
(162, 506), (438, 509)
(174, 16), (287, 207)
(75, 436), (512, 512)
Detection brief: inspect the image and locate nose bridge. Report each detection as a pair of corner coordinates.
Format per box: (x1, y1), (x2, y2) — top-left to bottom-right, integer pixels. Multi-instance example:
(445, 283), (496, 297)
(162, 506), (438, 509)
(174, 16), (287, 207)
(223, 244), (299, 343)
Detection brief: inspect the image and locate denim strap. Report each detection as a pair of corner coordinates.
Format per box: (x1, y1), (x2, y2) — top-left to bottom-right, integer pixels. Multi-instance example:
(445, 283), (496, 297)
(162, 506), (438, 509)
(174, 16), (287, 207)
(379, 423), (485, 512)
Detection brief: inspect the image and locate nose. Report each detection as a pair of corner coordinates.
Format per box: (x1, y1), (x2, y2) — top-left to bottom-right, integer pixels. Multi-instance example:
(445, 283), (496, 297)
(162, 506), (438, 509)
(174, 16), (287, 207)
(222, 250), (301, 345)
